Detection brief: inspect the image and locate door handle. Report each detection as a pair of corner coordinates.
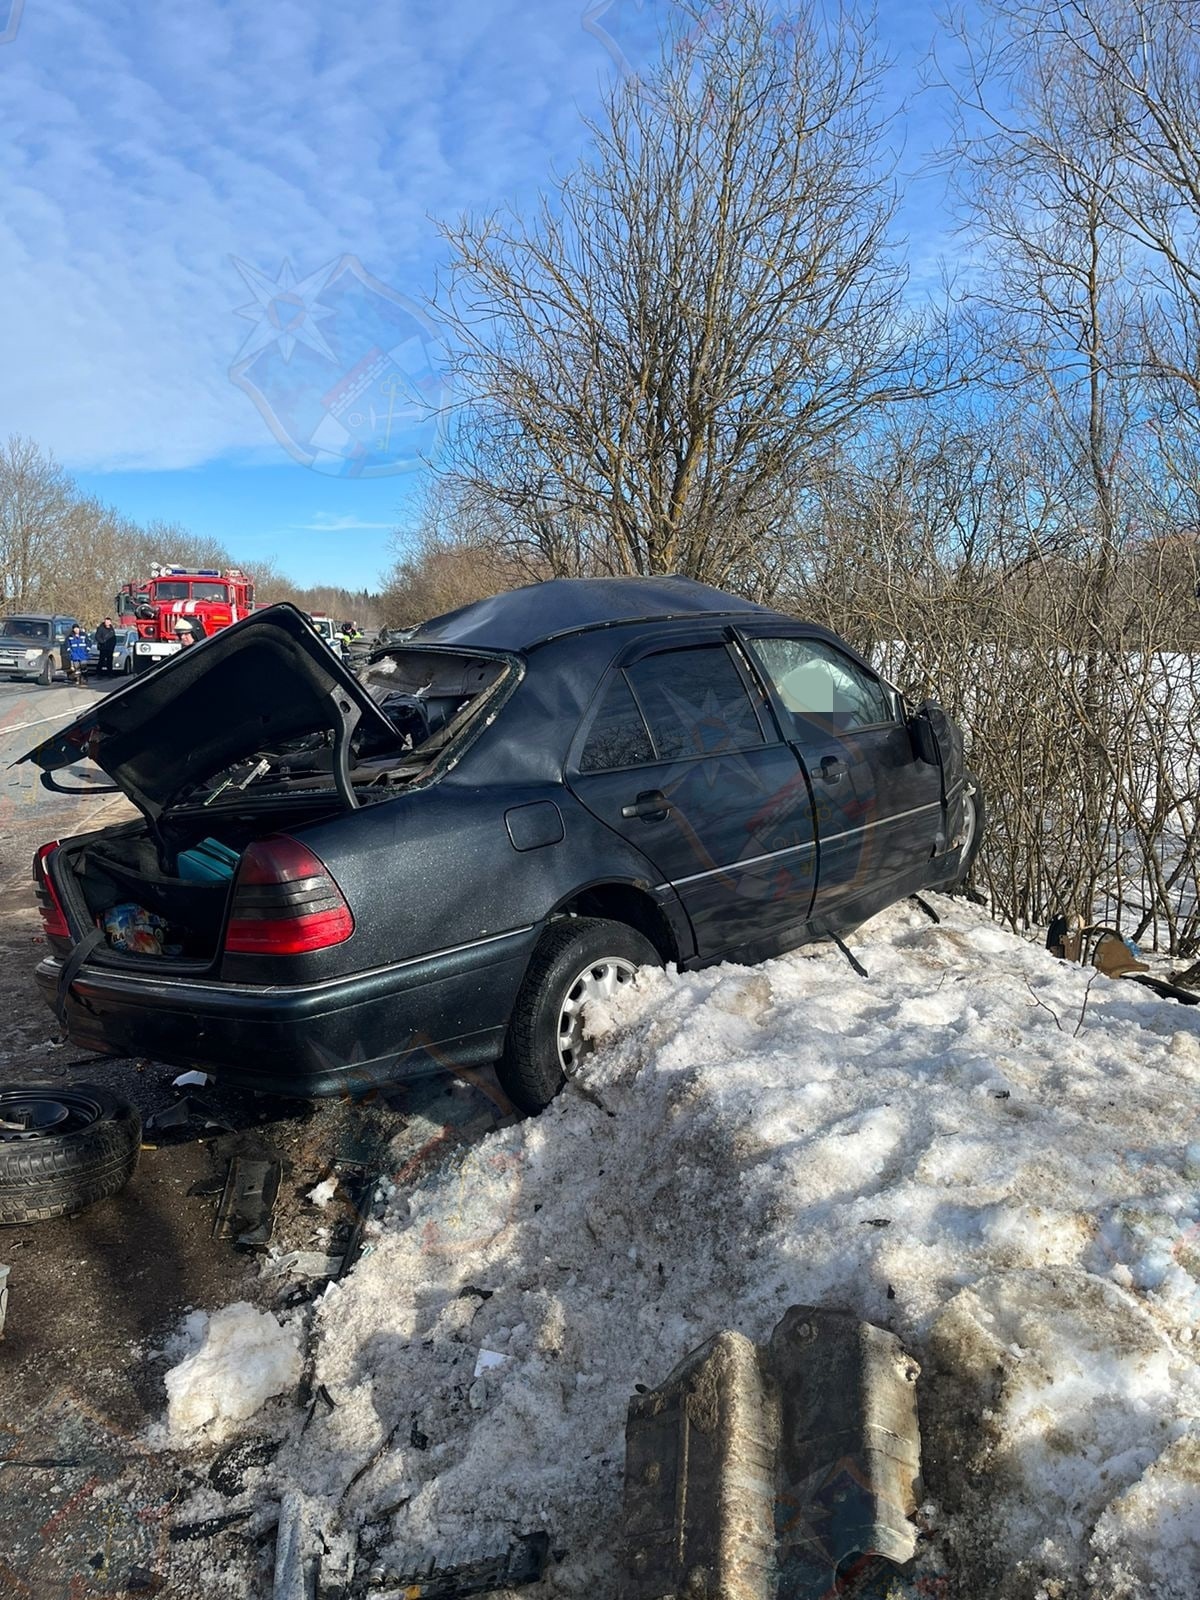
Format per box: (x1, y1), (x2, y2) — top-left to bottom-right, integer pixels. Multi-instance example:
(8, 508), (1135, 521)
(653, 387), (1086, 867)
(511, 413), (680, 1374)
(621, 789), (671, 821)
(818, 756), (847, 783)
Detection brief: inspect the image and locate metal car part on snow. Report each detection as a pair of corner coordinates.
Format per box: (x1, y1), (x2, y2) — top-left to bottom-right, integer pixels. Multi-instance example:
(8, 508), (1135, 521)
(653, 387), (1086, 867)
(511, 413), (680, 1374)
(621, 1306), (922, 1600)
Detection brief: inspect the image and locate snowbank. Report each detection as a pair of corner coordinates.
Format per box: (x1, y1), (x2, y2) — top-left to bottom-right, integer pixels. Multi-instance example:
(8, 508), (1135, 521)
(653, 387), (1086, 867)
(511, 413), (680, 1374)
(165, 1303), (303, 1439)
(181, 899), (1200, 1596)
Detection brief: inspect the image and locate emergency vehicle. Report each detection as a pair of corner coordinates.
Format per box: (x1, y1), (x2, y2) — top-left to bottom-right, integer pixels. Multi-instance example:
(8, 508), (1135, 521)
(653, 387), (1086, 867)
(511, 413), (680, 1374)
(116, 566), (256, 673)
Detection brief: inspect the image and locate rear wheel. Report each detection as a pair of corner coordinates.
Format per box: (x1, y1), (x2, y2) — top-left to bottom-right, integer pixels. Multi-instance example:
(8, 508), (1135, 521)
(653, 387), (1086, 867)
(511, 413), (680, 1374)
(499, 918), (660, 1114)
(0, 1085), (141, 1225)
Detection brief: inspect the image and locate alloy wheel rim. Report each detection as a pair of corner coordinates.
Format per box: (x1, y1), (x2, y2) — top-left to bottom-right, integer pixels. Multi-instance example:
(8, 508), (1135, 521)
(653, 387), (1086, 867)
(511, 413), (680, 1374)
(960, 787), (977, 860)
(557, 957), (638, 1073)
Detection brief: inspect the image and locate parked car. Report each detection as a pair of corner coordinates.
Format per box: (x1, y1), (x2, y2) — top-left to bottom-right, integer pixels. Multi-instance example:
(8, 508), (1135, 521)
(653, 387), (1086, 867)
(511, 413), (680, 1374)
(85, 625), (139, 676)
(0, 612), (81, 685)
(22, 582), (981, 1113)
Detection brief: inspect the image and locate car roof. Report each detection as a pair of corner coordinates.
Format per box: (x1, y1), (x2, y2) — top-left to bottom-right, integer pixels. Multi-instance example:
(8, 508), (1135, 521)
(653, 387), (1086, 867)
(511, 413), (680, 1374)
(409, 576), (790, 651)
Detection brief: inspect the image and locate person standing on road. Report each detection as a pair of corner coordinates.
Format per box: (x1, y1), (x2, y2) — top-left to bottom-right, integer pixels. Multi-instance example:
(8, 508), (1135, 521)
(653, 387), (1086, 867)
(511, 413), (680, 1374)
(65, 624), (89, 687)
(94, 616), (116, 676)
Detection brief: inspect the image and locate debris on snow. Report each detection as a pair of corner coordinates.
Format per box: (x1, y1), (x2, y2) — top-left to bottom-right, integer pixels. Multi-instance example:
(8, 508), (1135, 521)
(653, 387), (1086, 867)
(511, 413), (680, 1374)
(164, 1303), (302, 1439)
(472, 1348), (508, 1379)
(160, 898), (1200, 1597)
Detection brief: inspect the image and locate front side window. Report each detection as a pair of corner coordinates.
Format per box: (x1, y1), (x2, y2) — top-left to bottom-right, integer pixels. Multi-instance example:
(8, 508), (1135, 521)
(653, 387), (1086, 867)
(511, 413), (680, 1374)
(750, 638), (892, 731)
(626, 645), (765, 761)
(579, 675), (655, 772)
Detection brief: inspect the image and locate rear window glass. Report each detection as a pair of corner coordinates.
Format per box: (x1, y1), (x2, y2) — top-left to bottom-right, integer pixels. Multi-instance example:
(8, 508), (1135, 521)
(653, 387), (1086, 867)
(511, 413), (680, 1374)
(580, 675), (654, 772)
(627, 646), (765, 761)
(1, 617), (50, 640)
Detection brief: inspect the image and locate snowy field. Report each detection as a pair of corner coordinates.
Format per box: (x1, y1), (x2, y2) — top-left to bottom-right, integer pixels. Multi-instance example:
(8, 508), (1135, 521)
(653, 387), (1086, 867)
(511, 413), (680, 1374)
(163, 897), (1200, 1598)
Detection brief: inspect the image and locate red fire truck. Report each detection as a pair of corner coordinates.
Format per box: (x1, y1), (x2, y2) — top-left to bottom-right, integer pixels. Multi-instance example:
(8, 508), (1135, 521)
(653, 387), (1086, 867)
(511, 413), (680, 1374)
(116, 566), (256, 673)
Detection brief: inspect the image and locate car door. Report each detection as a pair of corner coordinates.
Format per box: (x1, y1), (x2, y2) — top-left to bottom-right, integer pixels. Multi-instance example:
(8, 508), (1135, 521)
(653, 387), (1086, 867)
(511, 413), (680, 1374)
(567, 636), (818, 961)
(738, 632), (943, 924)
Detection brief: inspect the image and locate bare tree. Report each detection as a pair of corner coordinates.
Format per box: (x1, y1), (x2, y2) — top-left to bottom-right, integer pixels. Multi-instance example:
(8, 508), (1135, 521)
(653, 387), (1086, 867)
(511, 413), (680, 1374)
(436, 0), (947, 586)
(0, 437), (75, 609)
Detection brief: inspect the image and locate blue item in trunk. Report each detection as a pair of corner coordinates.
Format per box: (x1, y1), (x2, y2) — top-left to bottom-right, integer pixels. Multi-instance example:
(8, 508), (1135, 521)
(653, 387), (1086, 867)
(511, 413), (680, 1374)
(177, 837), (240, 883)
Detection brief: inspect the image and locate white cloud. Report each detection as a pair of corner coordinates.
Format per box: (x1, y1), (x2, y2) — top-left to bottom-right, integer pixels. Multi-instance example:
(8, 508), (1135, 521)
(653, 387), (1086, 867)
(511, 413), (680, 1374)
(0, 0), (601, 471)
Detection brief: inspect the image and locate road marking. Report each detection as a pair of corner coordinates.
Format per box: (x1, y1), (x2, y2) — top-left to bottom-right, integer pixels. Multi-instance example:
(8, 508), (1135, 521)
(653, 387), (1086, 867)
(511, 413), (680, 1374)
(0, 708), (85, 736)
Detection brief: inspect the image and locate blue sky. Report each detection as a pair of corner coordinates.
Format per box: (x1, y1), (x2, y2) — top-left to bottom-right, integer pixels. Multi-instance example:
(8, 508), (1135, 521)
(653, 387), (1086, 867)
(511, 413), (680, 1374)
(0, 0), (967, 591)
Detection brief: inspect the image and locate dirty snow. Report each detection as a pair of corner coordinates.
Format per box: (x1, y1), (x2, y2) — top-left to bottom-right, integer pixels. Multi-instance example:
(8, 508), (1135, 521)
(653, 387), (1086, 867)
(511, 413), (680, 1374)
(164, 1303), (303, 1439)
(168, 898), (1200, 1597)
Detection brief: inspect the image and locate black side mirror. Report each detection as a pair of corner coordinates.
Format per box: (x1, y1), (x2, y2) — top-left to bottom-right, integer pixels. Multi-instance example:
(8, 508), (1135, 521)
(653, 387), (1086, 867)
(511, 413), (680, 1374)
(910, 711), (939, 765)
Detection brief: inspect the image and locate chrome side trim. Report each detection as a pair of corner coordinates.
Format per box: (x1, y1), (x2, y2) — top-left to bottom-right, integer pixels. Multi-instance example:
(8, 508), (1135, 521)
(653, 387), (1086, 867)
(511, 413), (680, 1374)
(653, 799), (943, 892)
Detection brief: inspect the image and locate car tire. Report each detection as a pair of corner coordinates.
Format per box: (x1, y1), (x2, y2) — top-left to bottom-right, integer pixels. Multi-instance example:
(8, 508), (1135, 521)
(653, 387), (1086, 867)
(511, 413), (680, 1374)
(948, 772), (985, 890)
(38, 655), (54, 686)
(0, 1085), (141, 1225)
(122, 655), (133, 675)
(499, 917), (660, 1114)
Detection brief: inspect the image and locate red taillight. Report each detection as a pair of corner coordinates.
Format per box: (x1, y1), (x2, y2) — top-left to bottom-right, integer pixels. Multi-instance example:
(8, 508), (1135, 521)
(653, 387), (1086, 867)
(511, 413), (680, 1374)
(224, 835), (354, 955)
(33, 841), (70, 940)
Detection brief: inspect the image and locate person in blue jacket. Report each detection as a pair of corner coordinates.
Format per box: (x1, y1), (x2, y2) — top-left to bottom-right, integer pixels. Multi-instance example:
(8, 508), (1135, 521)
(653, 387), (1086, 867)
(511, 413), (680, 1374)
(66, 624), (89, 686)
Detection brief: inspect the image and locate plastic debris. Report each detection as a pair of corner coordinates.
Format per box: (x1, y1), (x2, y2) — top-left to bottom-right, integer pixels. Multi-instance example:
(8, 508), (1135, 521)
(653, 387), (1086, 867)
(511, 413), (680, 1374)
(363, 1531), (550, 1597)
(172, 1070), (209, 1088)
(472, 1349), (507, 1379)
(214, 1155), (280, 1250)
(0, 1263), (9, 1339)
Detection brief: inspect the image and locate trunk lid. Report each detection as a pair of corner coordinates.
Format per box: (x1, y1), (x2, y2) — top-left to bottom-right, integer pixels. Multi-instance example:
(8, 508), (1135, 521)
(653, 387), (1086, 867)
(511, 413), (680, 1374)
(17, 603), (401, 819)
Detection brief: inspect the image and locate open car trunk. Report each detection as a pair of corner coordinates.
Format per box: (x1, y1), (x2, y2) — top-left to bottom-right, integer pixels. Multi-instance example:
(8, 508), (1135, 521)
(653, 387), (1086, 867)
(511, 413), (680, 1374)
(53, 803), (349, 965)
(20, 605), (518, 966)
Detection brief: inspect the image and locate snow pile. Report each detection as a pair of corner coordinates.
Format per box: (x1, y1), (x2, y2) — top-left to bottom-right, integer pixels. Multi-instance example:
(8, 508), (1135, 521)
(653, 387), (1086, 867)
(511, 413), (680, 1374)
(185, 899), (1200, 1596)
(165, 1303), (303, 1439)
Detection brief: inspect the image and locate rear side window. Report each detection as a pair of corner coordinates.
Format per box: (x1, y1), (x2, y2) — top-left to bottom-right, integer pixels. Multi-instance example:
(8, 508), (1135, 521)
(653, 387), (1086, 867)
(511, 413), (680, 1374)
(580, 675), (655, 772)
(627, 645), (765, 761)
(750, 637), (892, 730)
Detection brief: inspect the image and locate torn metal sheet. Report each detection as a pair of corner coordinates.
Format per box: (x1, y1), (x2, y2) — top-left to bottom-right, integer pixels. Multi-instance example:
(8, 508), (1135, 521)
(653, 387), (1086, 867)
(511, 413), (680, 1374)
(621, 1306), (922, 1600)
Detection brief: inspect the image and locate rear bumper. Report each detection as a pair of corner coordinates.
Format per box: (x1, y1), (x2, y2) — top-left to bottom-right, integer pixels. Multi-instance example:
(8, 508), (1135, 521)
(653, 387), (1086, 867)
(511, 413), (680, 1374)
(36, 925), (541, 1098)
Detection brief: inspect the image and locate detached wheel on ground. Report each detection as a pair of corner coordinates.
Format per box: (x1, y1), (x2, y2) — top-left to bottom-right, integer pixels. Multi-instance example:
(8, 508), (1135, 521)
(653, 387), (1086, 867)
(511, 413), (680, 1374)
(0, 1084), (141, 1225)
(949, 772), (986, 890)
(499, 917), (661, 1115)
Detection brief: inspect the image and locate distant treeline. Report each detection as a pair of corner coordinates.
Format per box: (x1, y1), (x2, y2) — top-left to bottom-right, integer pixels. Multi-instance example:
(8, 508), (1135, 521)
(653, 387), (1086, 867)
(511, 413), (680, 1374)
(0, 434), (381, 628)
